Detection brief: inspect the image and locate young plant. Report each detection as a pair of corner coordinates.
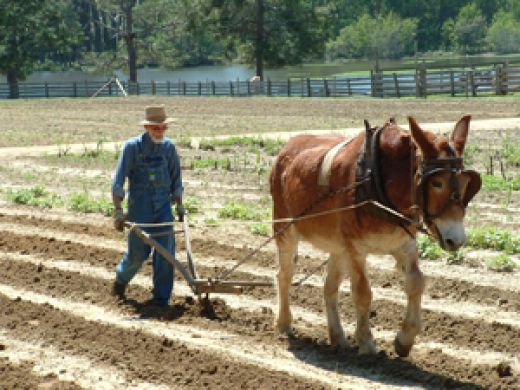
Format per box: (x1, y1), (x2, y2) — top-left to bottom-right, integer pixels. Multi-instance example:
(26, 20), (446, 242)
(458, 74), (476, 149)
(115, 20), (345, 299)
(485, 254), (517, 272)
(417, 235), (443, 260)
(250, 223), (269, 236)
(68, 191), (114, 216)
(8, 185), (62, 208)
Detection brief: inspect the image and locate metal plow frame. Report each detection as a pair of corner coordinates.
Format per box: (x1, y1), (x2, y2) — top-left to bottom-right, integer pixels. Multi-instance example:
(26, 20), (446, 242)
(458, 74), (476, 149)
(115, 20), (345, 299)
(126, 214), (273, 297)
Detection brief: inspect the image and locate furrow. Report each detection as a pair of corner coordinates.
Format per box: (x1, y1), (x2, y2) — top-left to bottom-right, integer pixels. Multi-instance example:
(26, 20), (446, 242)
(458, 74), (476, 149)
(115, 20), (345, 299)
(2, 250), (518, 377)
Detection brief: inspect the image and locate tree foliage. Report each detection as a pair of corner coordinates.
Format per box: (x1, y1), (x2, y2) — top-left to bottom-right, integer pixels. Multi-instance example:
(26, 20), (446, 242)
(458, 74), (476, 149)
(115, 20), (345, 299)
(0, 0), (82, 93)
(486, 10), (520, 53)
(326, 12), (417, 60)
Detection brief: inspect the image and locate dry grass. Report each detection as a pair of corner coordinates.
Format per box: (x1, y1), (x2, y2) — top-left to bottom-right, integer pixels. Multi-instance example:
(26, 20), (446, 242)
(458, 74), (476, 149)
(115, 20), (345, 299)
(1, 95), (520, 147)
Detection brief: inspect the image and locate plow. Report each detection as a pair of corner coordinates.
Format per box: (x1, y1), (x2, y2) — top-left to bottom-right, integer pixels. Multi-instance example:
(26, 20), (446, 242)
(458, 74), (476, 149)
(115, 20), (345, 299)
(125, 213), (274, 297)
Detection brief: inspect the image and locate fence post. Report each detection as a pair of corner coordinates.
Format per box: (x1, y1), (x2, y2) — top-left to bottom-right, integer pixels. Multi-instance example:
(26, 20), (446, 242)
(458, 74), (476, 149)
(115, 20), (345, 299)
(73, 82), (77, 97)
(236, 78), (240, 96)
(267, 78), (272, 96)
(197, 81), (202, 96)
(420, 67), (427, 98)
(306, 78), (311, 97)
(211, 81), (216, 96)
(495, 65), (503, 95)
(332, 77), (337, 97)
(84, 81), (89, 96)
(167, 81), (171, 95)
(450, 71), (455, 97)
(393, 73), (400, 98)
(323, 78), (328, 97)
(44, 82), (49, 98)
(469, 71), (476, 97)
(229, 80), (234, 96)
(300, 78), (304, 97)
(247, 80), (251, 96)
(182, 81), (186, 96)
(347, 79), (351, 96)
(503, 62), (509, 95)
(287, 79), (291, 97)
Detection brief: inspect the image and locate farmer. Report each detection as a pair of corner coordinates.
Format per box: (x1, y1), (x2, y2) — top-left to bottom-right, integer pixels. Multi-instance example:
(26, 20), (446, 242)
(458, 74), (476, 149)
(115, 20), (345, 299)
(111, 104), (184, 306)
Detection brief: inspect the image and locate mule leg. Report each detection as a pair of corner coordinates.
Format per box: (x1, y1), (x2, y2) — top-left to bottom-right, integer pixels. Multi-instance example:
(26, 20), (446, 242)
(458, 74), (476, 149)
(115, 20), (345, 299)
(347, 251), (376, 355)
(324, 253), (348, 348)
(274, 226), (298, 335)
(391, 240), (425, 357)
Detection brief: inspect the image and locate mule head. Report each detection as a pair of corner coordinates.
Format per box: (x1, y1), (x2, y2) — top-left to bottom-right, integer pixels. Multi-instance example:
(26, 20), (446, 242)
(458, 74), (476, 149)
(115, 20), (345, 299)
(408, 116), (481, 251)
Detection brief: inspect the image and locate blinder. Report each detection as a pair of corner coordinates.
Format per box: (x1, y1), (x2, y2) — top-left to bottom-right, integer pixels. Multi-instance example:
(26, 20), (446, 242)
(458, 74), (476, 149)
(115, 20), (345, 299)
(415, 157), (481, 220)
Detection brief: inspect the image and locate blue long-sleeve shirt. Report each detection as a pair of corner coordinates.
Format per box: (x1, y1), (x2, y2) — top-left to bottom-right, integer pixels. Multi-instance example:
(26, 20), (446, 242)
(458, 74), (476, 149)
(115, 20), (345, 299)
(112, 132), (183, 202)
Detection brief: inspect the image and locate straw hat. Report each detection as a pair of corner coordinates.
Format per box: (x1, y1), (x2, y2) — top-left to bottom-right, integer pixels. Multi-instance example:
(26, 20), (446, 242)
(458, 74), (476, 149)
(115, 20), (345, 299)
(141, 105), (175, 125)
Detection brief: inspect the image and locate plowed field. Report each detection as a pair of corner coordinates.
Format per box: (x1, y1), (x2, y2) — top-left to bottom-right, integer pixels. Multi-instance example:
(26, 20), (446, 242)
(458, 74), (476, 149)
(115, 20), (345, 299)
(1, 97), (519, 389)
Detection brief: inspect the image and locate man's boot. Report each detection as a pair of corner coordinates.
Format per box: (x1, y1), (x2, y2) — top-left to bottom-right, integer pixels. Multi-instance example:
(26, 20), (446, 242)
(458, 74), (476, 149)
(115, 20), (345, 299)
(111, 280), (127, 299)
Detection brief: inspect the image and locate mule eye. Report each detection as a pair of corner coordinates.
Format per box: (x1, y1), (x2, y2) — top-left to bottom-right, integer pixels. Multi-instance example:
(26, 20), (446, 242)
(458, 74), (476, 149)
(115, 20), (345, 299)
(432, 180), (443, 189)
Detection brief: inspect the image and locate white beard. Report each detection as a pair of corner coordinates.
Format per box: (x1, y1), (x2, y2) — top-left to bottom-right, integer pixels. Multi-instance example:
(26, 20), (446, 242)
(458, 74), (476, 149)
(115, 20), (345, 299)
(150, 135), (164, 144)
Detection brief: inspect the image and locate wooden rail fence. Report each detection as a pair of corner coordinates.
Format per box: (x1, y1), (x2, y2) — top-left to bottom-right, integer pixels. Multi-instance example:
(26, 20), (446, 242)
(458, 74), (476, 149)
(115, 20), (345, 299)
(2, 64), (519, 99)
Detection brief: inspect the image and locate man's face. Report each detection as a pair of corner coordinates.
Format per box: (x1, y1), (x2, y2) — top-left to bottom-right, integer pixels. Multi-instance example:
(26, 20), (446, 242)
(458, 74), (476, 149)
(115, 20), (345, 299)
(145, 123), (168, 143)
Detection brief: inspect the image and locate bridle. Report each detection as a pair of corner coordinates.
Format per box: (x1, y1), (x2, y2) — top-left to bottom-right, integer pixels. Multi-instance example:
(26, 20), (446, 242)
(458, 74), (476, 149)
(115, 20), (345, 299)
(412, 146), (481, 227)
(357, 121), (481, 235)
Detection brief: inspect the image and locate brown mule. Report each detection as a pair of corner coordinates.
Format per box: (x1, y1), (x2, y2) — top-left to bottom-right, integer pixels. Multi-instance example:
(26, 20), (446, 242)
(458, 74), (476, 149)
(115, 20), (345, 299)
(269, 116), (481, 356)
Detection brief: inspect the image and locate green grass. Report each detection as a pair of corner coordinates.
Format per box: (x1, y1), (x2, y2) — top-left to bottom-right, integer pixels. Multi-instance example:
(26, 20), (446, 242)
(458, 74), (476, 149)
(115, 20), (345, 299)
(199, 136), (284, 156)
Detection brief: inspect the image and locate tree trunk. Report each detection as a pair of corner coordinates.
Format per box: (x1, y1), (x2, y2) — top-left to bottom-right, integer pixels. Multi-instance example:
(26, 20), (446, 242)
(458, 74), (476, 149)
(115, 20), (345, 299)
(122, 0), (137, 84)
(7, 70), (19, 99)
(255, 0), (264, 81)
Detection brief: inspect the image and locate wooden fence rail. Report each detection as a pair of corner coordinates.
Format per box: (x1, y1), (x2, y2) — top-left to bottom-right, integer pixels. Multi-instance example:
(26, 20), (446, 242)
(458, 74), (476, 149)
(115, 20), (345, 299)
(1, 65), (519, 99)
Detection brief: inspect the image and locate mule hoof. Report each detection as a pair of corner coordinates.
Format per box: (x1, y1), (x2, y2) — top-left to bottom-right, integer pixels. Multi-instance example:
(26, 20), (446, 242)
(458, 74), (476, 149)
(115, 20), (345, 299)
(394, 337), (412, 357)
(274, 319), (293, 336)
(330, 336), (348, 350)
(358, 340), (377, 355)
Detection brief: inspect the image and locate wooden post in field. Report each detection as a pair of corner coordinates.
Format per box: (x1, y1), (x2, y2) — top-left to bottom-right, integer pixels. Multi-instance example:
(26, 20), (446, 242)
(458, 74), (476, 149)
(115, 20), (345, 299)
(347, 79), (351, 96)
(419, 67), (427, 98)
(300, 78), (304, 97)
(151, 81), (156, 95)
(197, 81), (202, 96)
(393, 73), (400, 98)
(287, 79), (291, 97)
(229, 80), (234, 96)
(247, 80), (251, 96)
(236, 78), (240, 96)
(167, 81), (171, 95)
(84, 81), (89, 96)
(211, 81), (216, 95)
(182, 81), (186, 95)
(306, 78), (311, 97)
(44, 82), (49, 98)
(73, 82), (77, 97)
(267, 78), (272, 96)
(332, 77), (337, 97)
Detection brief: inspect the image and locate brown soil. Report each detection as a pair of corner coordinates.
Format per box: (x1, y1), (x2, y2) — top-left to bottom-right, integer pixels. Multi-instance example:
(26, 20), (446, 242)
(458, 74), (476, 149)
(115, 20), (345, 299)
(0, 208), (518, 389)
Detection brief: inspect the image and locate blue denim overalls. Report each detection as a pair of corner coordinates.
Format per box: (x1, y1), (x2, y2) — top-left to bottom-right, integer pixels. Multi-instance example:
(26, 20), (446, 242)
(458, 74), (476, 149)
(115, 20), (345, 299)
(115, 140), (175, 305)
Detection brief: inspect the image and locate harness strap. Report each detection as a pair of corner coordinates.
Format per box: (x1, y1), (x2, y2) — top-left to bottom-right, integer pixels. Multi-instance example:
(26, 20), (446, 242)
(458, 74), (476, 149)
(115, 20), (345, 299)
(318, 139), (354, 186)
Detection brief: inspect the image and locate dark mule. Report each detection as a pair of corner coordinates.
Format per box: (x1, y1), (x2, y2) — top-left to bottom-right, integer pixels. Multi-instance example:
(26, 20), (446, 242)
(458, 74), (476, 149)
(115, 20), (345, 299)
(269, 116), (481, 356)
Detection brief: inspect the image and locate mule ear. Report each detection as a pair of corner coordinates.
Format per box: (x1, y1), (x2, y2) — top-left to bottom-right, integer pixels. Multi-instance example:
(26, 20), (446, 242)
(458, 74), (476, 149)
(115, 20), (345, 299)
(451, 115), (471, 156)
(408, 116), (436, 158)
(364, 119), (371, 131)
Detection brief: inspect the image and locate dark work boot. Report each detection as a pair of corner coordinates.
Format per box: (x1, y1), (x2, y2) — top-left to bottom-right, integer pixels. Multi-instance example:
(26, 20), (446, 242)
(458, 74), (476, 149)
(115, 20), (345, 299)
(111, 280), (127, 299)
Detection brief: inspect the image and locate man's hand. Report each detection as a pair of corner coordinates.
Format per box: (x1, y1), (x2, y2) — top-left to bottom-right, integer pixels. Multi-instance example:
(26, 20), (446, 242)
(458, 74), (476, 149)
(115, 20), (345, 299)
(114, 209), (126, 232)
(176, 204), (186, 222)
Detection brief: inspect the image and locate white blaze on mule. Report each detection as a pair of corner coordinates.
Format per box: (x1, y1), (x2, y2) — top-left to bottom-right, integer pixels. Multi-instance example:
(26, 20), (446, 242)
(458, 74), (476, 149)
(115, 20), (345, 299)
(269, 116), (481, 357)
